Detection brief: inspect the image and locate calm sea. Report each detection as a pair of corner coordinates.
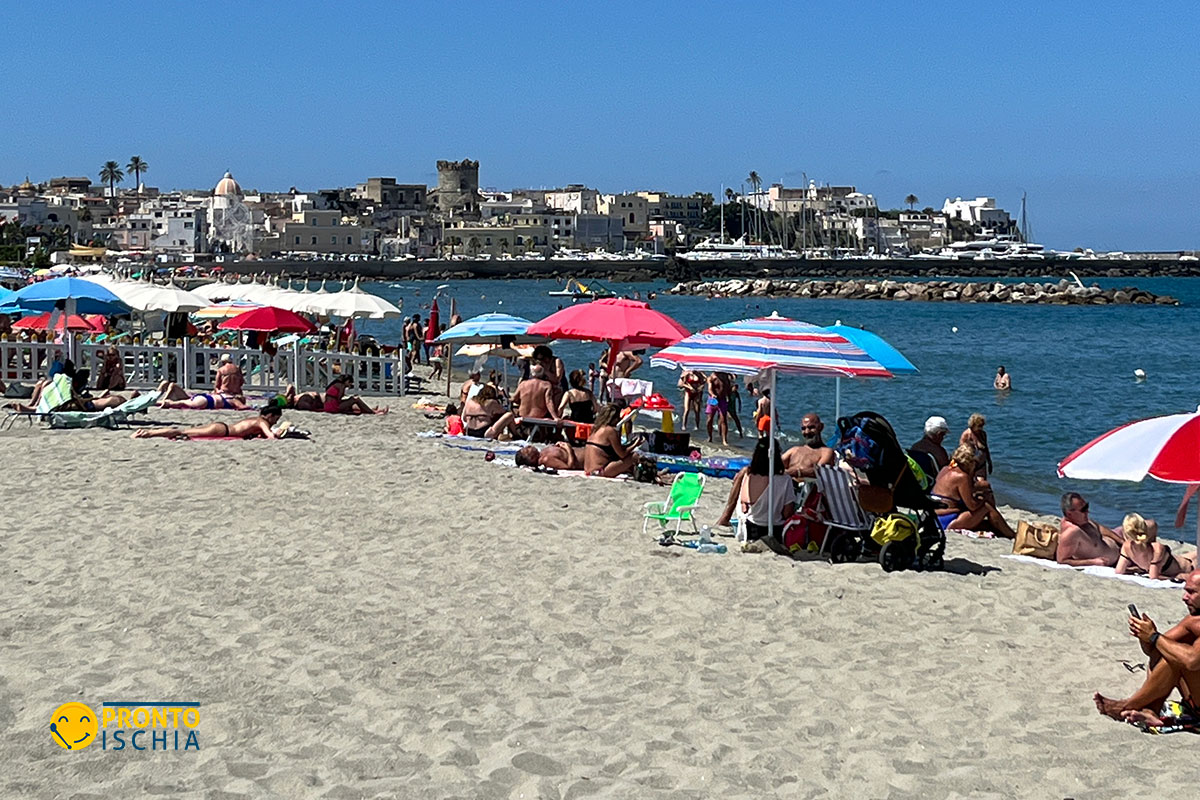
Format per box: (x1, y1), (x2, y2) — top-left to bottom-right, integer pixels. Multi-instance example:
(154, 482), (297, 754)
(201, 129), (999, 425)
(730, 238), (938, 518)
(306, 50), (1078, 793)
(353, 275), (1200, 540)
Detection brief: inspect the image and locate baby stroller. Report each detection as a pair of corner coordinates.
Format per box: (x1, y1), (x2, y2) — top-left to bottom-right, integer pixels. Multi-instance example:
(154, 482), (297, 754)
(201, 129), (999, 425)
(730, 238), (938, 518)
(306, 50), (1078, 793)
(835, 410), (946, 572)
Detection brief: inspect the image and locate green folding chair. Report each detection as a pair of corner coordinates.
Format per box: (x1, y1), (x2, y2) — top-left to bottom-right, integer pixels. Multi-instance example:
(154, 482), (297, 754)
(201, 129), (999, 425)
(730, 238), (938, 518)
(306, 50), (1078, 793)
(642, 472), (706, 536)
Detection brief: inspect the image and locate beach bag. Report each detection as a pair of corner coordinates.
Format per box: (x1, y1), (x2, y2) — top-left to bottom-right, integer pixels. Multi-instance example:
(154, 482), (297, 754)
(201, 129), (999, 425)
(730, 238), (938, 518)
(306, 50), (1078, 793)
(871, 513), (917, 546)
(633, 458), (659, 484)
(1013, 520), (1058, 559)
(783, 490), (826, 553)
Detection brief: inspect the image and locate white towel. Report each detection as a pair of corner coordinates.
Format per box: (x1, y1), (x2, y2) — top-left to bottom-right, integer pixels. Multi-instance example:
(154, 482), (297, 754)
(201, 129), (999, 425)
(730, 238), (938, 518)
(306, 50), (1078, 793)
(609, 378), (653, 400)
(1002, 554), (1179, 589)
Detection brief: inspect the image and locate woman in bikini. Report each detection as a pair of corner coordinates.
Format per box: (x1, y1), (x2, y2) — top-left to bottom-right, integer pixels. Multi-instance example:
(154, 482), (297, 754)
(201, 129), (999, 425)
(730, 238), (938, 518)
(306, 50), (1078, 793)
(133, 405), (283, 440)
(1116, 512), (1196, 581)
(460, 384), (505, 437)
(558, 369), (598, 424)
(283, 383), (324, 411)
(323, 374), (389, 415)
(930, 445), (1015, 537)
(155, 381), (249, 410)
(584, 404), (644, 477)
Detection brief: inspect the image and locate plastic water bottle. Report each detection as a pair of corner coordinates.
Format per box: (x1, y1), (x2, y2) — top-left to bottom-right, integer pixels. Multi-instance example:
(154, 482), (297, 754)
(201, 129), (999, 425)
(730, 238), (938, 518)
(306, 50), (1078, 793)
(696, 542), (727, 554)
(698, 525), (713, 544)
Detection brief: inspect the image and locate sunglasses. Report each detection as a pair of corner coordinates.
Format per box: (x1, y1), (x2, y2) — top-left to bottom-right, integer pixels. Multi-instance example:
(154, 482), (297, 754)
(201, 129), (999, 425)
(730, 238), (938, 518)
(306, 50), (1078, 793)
(1074, 503), (1090, 513)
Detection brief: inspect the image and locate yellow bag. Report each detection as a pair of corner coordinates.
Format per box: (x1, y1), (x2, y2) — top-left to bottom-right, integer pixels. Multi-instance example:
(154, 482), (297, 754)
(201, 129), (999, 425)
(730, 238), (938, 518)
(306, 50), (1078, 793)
(870, 513), (917, 546)
(1012, 520), (1058, 559)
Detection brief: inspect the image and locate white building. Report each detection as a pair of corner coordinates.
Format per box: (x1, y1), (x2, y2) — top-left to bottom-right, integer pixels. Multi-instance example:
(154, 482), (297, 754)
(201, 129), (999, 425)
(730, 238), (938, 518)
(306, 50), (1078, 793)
(598, 193), (649, 237)
(262, 207), (369, 256)
(207, 172), (256, 253)
(941, 197), (1011, 230)
(544, 187), (599, 214)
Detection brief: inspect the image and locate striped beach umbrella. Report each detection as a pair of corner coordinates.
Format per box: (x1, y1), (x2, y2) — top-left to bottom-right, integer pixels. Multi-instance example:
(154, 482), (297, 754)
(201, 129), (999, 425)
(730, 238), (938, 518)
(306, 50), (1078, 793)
(651, 313), (892, 543)
(650, 314), (893, 378)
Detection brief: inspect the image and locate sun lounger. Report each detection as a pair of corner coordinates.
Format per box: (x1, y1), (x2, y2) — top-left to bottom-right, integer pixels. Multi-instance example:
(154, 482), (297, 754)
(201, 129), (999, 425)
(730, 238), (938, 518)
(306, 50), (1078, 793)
(642, 472), (706, 536)
(2, 373), (72, 429)
(48, 391), (161, 430)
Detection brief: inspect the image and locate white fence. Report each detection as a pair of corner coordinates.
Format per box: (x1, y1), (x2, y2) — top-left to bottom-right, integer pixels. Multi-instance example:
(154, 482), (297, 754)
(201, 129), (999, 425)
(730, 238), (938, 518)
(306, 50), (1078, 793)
(2, 338), (405, 396)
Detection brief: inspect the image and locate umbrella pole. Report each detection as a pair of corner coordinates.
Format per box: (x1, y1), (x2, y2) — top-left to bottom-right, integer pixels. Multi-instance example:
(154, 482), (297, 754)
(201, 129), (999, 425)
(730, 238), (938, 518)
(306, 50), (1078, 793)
(768, 368), (777, 545)
(835, 376), (841, 423)
(446, 347), (452, 398)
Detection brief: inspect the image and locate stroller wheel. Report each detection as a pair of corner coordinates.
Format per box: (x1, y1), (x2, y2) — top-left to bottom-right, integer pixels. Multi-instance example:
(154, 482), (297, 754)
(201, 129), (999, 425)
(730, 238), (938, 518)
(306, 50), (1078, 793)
(918, 540), (946, 571)
(828, 532), (862, 564)
(880, 539), (915, 572)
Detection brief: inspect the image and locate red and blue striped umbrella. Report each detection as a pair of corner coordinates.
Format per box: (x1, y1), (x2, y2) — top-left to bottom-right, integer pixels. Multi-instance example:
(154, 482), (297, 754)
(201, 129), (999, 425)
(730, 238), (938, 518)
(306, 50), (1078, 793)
(650, 313), (893, 378)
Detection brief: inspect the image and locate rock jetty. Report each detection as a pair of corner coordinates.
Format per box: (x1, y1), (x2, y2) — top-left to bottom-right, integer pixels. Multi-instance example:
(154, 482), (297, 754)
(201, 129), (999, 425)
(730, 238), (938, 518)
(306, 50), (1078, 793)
(666, 278), (1180, 306)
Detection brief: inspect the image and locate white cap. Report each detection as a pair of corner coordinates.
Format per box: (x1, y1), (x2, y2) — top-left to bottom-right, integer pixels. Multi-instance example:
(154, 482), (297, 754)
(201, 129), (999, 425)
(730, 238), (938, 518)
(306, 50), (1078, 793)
(220, 353), (232, 362)
(925, 415), (949, 435)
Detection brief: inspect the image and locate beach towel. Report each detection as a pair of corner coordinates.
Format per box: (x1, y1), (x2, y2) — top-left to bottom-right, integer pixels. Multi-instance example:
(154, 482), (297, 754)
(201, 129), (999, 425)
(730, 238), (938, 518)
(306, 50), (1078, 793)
(1134, 700), (1200, 735)
(1002, 554), (1178, 589)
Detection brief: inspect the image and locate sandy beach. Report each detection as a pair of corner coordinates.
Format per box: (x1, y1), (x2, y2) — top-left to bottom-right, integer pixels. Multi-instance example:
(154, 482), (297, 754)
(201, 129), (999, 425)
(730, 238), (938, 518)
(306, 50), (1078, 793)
(4, 387), (1198, 798)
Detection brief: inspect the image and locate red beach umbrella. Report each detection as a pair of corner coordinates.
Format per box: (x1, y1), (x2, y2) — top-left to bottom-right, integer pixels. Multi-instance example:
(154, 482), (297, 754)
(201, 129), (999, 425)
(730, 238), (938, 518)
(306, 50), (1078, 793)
(527, 297), (689, 373)
(218, 305), (316, 334)
(426, 297), (440, 343)
(14, 312), (106, 332)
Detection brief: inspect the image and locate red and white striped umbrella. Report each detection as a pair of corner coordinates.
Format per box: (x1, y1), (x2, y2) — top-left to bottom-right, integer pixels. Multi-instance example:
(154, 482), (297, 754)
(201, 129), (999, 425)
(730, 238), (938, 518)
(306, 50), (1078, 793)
(1057, 408), (1200, 484)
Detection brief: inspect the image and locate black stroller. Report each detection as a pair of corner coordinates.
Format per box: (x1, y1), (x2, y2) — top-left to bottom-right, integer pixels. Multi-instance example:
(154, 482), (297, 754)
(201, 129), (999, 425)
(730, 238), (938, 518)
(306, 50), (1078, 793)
(834, 411), (946, 571)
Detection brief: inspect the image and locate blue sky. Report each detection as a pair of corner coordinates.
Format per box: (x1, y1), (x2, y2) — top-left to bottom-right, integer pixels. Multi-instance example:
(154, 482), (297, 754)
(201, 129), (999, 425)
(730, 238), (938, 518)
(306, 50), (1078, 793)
(3, 2), (1197, 249)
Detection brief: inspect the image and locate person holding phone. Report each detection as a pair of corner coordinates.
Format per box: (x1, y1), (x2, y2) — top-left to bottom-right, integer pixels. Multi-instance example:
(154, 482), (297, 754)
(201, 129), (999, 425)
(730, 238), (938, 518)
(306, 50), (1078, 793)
(1094, 571), (1200, 728)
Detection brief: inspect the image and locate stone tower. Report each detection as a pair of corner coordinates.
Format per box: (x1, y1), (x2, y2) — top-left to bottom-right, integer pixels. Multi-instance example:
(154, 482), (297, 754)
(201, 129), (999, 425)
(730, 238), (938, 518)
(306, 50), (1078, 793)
(436, 159), (480, 216)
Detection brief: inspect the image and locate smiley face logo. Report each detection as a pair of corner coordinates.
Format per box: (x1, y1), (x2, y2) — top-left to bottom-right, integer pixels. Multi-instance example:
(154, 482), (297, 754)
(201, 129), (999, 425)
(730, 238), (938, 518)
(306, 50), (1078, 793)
(50, 702), (98, 750)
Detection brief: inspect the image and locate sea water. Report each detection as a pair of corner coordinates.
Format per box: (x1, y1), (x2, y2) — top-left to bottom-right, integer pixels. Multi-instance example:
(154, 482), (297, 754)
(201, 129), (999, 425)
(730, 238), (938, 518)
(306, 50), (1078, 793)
(353, 276), (1200, 540)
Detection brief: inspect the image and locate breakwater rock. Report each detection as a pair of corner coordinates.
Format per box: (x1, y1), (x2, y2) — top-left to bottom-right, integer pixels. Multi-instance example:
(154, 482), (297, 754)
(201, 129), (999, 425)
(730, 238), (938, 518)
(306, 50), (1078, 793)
(667, 278), (1181, 306)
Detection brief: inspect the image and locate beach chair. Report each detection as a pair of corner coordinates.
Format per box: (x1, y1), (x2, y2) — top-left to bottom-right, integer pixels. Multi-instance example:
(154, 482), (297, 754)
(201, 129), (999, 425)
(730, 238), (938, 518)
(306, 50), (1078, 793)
(1, 373), (72, 429)
(642, 472), (706, 536)
(48, 391), (161, 430)
(814, 463), (875, 562)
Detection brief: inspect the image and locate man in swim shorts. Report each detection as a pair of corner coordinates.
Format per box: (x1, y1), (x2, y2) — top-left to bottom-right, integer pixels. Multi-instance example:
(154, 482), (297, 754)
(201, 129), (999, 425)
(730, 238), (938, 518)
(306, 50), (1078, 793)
(1094, 571), (1200, 729)
(214, 354), (246, 401)
(705, 372), (729, 446)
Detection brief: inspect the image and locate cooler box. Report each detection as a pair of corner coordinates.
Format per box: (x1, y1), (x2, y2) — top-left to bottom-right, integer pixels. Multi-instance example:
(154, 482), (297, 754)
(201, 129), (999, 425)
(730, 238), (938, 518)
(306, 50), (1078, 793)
(650, 431), (691, 456)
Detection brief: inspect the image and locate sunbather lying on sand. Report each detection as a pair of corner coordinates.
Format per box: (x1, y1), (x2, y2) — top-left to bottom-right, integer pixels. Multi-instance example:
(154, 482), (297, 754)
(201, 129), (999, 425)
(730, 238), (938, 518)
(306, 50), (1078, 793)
(1116, 513), (1195, 581)
(156, 381), (250, 410)
(133, 405), (283, 440)
(515, 442), (585, 470)
(1094, 571), (1200, 728)
(283, 383), (324, 412)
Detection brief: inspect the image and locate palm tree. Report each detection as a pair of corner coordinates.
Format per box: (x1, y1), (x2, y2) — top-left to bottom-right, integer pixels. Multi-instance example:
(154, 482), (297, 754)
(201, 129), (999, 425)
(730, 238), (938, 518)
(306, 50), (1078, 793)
(905, 193), (919, 210)
(747, 171), (762, 241)
(126, 156), (148, 197)
(99, 161), (124, 210)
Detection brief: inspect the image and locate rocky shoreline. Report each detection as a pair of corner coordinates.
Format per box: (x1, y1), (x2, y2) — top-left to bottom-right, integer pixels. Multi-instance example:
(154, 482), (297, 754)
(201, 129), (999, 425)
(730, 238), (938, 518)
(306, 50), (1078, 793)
(666, 277), (1181, 306)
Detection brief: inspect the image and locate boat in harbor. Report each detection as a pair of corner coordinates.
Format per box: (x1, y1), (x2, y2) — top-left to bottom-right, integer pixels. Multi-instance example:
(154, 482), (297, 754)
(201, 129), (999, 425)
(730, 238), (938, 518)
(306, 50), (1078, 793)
(681, 236), (797, 261)
(547, 277), (616, 300)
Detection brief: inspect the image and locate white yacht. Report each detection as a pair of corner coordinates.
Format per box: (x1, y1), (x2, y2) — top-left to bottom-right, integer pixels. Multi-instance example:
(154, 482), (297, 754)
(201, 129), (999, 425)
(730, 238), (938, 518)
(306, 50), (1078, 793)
(682, 236), (796, 260)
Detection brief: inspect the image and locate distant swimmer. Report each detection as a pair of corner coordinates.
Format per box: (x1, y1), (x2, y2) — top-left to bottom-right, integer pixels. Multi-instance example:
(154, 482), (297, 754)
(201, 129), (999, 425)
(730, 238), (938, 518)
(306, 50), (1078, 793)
(993, 365), (1011, 391)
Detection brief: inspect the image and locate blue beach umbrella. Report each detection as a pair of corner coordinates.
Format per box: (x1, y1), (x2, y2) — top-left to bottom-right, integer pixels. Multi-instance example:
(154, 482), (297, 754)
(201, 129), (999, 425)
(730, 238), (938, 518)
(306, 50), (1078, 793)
(436, 313), (546, 344)
(436, 313), (549, 395)
(0, 286), (20, 314)
(11, 277), (128, 315)
(824, 324), (918, 422)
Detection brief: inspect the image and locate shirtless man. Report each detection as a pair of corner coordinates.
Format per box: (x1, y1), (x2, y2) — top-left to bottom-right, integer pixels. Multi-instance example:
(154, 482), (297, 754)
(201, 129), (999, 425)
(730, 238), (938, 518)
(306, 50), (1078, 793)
(753, 389), (774, 436)
(133, 405), (282, 440)
(613, 349), (643, 379)
(1057, 491), (1123, 566)
(716, 413), (833, 527)
(459, 369), (482, 407)
(484, 365), (560, 440)
(993, 365), (1011, 391)
(214, 354), (246, 401)
(705, 372), (729, 446)
(1094, 571), (1200, 728)
(514, 442), (584, 471)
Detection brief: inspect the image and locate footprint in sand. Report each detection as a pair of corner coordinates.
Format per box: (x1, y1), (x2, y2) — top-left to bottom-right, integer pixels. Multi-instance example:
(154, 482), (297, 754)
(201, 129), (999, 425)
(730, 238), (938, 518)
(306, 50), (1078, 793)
(511, 751), (566, 776)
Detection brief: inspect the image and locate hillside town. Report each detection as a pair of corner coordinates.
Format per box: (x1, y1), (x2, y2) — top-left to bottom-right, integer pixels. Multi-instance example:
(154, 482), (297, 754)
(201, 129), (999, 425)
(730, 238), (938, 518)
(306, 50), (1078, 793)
(0, 158), (1048, 267)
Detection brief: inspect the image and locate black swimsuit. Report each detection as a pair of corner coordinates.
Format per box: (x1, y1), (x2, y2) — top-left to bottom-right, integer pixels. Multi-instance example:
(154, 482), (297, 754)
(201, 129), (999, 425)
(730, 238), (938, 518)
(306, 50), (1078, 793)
(568, 400), (595, 424)
(587, 440), (620, 461)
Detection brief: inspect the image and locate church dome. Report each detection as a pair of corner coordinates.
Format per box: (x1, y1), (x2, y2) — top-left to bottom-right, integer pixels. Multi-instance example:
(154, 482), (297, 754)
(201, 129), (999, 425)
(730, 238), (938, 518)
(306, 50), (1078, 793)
(214, 171), (242, 197)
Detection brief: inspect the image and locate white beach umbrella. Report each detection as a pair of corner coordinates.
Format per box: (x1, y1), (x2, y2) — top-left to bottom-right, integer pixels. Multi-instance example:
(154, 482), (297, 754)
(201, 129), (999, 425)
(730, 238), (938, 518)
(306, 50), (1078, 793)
(293, 280), (336, 316)
(191, 281), (245, 302)
(323, 283), (403, 319)
(119, 282), (209, 313)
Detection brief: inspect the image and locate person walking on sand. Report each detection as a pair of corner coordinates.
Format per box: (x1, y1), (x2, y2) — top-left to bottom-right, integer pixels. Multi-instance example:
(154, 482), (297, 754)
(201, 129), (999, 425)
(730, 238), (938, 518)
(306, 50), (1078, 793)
(705, 371), (729, 446)
(1094, 571), (1200, 729)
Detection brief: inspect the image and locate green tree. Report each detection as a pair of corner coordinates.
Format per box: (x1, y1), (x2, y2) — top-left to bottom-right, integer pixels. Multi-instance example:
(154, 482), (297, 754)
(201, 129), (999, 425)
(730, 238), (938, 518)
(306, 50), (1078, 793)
(747, 171), (762, 241)
(99, 161), (124, 210)
(126, 156), (148, 197)
(905, 193), (919, 210)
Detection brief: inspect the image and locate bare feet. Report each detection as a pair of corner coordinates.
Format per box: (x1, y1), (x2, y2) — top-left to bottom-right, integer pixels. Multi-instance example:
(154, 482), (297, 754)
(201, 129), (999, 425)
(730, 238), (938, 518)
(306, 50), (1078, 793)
(374, 407), (390, 415)
(1120, 708), (1166, 727)
(1093, 692), (1127, 719)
